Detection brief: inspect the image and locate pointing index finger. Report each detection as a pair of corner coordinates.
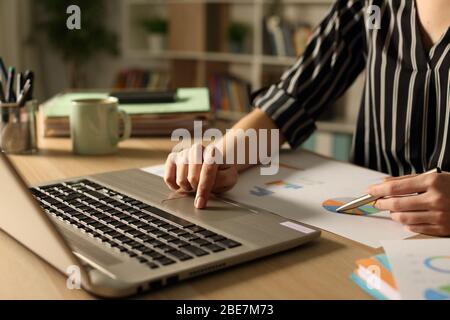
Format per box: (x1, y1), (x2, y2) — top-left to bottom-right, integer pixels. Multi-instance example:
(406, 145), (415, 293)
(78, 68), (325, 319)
(195, 146), (219, 209)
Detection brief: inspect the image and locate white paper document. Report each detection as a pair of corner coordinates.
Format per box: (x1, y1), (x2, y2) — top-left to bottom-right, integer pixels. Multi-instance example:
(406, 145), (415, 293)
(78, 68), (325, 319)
(141, 164), (166, 177)
(223, 150), (415, 248)
(382, 239), (450, 300)
(141, 150), (415, 247)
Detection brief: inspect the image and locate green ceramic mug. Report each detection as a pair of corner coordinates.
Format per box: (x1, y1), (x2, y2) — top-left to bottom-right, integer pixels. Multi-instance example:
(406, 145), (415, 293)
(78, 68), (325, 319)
(70, 97), (132, 155)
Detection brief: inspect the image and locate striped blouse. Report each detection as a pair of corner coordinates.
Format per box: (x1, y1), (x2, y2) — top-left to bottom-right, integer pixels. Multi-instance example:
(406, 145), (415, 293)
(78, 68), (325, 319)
(255, 0), (450, 176)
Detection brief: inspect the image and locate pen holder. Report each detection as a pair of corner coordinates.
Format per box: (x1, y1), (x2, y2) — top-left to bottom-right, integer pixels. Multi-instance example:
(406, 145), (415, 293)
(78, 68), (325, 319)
(0, 100), (38, 154)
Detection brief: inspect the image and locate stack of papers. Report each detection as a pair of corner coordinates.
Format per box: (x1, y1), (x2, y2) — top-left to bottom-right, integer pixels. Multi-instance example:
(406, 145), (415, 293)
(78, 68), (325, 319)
(351, 254), (400, 300)
(352, 239), (450, 300)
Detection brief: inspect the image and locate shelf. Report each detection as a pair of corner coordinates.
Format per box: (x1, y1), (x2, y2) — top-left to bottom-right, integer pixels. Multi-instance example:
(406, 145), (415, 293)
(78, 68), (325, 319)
(127, 50), (303, 67)
(128, 0), (256, 4)
(261, 0), (333, 4)
(261, 55), (297, 66)
(128, 0), (333, 4)
(128, 50), (255, 64)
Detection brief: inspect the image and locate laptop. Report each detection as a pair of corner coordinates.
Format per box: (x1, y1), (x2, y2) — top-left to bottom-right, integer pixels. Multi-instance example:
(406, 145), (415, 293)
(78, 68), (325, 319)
(0, 153), (320, 298)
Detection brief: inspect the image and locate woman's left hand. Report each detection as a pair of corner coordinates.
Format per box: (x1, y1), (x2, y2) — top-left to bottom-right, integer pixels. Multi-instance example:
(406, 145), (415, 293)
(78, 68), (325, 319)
(368, 172), (450, 236)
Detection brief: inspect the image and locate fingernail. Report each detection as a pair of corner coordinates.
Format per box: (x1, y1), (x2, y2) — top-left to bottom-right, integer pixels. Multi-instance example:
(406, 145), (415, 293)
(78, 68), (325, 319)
(195, 196), (206, 209)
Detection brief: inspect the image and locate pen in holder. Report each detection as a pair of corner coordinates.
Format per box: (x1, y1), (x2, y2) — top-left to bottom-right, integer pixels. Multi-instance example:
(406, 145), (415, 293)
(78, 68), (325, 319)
(0, 100), (38, 154)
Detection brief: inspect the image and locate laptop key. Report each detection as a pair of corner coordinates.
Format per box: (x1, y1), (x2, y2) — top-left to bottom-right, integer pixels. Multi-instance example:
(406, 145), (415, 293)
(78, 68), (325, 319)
(40, 184), (60, 191)
(157, 244), (176, 252)
(142, 215), (157, 223)
(141, 224), (157, 232)
(83, 180), (103, 190)
(127, 229), (145, 237)
(152, 230), (166, 237)
(60, 194), (80, 202)
(167, 250), (192, 261)
(183, 245), (209, 257)
(107, 240), (119, 248)
(97, 225), (111, 232)
(109, 220), (122, 227)
(127, 252), (138, 258)
(133, 202), (151, 210)
(161, 234), (177, 242)
(204, 244), (225, 253)
(143, 250), (163, 259)
(131, 221), (147, 228)
(209, 235), (226, 242)
(84, 190), (108, 201)
(171, 239), (190, 247)
(137, 257), (148, 264)
(180, 233), (199, 241)
(143, 206), (194, 228)
(152, 219), (167, 227)
(192, 238), (210, 246)
(133, 245), (148, 252)
(198, 230), (216, 238)
(171, 228), (188, 236)
(104, 230), (121, 238)
(217, 239), (241, 248)
(132, 211), (148, 219)
(154, 257), (176, 266)
(43, 198), (61, 206)
(160, 224), (177, 232)
(144, 238), (164, 247)
(187, 225), (205, 233)
(146, 262), (159, 269)
(116, 225), (134, 233)
(135, 234), (152, 242)
(90, 222), (104, 228)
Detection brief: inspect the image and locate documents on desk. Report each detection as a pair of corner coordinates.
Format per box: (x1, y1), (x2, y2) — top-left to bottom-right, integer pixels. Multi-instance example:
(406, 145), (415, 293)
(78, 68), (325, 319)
(381, 239), (450, 300)
(141, 150), (415, 248)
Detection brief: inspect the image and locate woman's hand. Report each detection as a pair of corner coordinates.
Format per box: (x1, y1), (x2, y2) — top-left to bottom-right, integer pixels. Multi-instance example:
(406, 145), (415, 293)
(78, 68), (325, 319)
(164, 143), (238, 209)
(368, 172), (450, 236)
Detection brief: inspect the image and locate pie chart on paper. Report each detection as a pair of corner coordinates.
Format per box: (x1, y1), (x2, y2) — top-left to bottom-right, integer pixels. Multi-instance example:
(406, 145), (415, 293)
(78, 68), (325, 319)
(322, 197), (380, 216)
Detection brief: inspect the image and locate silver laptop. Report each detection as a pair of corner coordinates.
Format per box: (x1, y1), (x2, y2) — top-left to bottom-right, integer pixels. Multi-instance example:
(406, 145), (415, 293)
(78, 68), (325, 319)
(0, 153), (320, 298)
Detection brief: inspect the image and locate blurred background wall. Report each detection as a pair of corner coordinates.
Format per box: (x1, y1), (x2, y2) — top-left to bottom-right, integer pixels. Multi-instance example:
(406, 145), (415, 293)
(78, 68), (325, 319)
(0, 0), (364, 161)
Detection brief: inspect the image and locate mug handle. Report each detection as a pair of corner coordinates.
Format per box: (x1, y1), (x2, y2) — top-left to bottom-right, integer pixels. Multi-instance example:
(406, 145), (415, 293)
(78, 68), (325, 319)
(118, 110), (132, 142)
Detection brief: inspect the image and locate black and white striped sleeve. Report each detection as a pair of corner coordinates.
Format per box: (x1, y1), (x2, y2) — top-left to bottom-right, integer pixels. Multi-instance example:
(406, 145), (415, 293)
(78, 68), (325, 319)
(255, 0), (367, 149)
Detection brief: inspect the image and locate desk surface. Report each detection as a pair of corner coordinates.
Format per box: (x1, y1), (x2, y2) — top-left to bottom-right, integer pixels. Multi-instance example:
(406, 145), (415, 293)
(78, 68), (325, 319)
(1, 136), (378, 299)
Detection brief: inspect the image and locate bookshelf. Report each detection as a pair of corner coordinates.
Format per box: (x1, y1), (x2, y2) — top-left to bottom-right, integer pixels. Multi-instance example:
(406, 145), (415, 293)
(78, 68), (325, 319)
(121, 0), (363, 160)
(122, 0), (334, 88)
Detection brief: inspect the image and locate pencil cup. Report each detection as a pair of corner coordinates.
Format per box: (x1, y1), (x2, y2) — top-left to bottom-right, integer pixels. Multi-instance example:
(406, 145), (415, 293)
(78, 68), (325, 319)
(0, 100), (38, 154)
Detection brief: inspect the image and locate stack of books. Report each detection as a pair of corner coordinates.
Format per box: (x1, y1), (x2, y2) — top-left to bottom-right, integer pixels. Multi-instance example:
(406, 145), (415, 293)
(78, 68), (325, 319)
(112, 69), (170, 90)
(41, 88), (210, 137)
(207, 74), (252, 115)
(263, 16), (312, 57)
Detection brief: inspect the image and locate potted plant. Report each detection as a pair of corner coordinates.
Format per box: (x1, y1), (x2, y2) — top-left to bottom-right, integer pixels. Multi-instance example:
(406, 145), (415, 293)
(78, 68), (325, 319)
(228, 22), (249, 54)
(140, 17), (168, 53)
(33, 0), (119, 88)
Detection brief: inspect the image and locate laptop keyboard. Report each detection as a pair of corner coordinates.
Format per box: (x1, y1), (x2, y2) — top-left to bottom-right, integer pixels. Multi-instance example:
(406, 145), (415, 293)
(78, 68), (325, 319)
(29, 179), (241, 270)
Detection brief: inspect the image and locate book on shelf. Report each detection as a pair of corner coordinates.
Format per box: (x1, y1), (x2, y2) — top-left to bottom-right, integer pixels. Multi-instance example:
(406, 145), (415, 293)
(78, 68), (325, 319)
(207, 74), (252, 116)
(40, 88), (211, 137)
(263, 15), (312, 57)
(112, 68), (170, 90)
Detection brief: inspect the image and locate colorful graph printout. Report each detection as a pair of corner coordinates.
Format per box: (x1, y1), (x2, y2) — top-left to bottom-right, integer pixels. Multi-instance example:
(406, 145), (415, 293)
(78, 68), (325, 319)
(322, 197), (379, 216)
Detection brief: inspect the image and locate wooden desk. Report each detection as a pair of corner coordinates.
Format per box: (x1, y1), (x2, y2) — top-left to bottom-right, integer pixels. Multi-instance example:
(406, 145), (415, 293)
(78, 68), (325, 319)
(1, 136), (376, 299)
